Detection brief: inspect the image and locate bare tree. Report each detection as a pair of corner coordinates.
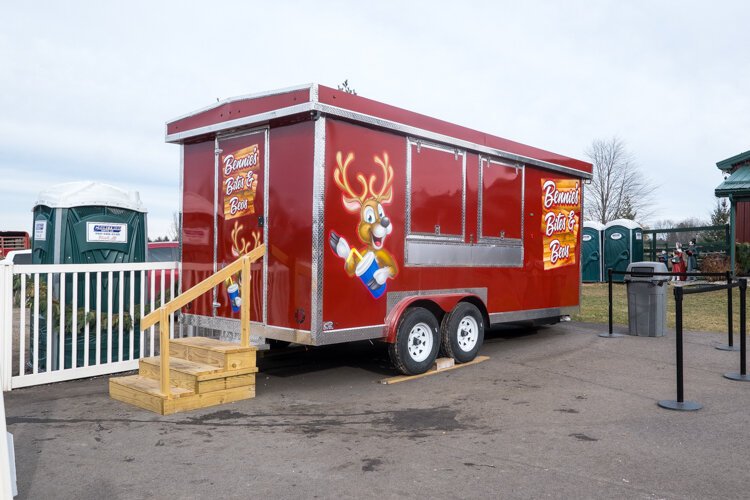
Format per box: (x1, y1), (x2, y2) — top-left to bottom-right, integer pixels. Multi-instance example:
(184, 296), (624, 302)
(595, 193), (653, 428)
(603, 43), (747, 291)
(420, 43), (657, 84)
(584, 137), (656, 224)
(169, 211), (181, 242)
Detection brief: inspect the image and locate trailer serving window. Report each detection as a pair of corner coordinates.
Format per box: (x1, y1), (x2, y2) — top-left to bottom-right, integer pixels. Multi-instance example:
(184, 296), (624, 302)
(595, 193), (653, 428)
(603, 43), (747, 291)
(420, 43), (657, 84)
(478, 157), (524, 243)
(406, 139), (465, 240)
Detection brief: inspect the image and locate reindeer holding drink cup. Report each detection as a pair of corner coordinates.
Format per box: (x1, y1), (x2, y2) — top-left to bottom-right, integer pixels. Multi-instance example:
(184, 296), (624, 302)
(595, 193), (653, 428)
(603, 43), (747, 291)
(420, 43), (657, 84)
(329, 151), (399, 298)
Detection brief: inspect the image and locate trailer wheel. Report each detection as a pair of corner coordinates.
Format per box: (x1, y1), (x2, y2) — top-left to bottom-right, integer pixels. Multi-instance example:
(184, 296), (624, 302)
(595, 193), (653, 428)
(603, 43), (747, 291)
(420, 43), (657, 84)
(440, 302), (484, 363)
(389, 307), (440, 375)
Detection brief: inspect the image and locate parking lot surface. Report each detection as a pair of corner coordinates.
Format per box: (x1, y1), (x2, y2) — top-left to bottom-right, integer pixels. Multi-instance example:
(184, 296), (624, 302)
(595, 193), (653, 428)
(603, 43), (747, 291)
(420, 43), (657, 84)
(6, 322), (750, 499)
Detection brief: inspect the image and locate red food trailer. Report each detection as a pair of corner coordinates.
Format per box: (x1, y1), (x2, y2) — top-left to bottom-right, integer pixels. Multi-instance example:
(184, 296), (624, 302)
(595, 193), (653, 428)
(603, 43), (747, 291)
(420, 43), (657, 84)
(167, 84), (592, 375)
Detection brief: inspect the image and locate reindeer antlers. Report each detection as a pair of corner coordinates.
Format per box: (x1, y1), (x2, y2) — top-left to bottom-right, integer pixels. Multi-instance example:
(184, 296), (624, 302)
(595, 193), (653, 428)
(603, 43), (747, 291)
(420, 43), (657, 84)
(334, 151), (395, 207)
(334, 152), (367, 205)
(372, 153), (394, 203)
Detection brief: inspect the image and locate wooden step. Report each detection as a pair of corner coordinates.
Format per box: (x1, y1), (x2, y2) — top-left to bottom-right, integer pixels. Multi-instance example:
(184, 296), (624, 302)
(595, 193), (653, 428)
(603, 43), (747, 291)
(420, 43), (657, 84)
(139, 356), (257, 393)
(169, 337), (256, 370)
(109, 375), (255, 415)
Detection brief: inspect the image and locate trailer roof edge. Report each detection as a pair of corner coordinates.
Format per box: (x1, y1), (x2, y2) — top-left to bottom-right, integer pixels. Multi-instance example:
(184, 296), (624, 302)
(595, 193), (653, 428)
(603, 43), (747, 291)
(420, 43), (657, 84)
(166, 101), (592, 179)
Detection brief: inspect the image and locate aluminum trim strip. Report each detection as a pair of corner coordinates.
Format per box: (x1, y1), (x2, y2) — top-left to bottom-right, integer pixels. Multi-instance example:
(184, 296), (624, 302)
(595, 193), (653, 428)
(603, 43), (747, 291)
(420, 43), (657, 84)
(165, 83), (315, 124)
(404, 137), (413, 238)
(212, 138), (219, 312)
(386, 288), (488, 315)
(180, 313), (266, 345)
(311, 116), (327, 344)
(405, 240), (523, 267)
(178, 144), (185, 334)
(263, 128), (270, 325)
(488, 306), (579, 324)
(315, 326), (385, 346)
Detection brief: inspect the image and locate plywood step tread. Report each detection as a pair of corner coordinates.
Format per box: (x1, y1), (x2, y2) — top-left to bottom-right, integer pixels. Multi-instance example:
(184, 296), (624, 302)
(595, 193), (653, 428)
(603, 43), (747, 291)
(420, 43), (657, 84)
(140, 356), (258, 380)
(110, 375), (194, 398)
(171, 337), (257, 353)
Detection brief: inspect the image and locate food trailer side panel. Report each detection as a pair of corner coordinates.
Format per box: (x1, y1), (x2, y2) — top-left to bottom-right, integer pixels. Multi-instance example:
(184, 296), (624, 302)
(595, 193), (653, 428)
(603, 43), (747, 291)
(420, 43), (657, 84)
(320, 119), (583, 341)
(322, 119), (407, 333)
(182, 140), (216, 318)
(267, 121), (315, 331)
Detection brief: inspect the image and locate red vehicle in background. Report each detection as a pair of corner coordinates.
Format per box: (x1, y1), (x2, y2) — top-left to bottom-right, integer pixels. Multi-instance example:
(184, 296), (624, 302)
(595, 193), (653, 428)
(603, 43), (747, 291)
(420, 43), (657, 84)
(147, 241), (179, 299)
(0, 231), (30, 259)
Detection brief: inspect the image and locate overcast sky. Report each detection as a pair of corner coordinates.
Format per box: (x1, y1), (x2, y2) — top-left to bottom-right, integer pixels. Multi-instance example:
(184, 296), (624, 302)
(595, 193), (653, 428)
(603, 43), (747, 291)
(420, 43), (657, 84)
(2, 1), (748, 238)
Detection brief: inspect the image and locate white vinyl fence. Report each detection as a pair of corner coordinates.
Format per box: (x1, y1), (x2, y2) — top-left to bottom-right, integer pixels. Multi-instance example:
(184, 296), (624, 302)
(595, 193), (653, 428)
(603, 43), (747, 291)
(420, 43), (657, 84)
(0, 260), (179, 391)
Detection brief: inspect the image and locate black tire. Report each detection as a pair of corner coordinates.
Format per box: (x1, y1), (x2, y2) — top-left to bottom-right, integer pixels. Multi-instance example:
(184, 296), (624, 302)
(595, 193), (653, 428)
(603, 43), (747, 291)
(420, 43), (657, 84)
(388, 307), (440, 375)
(440, 302), (484, 363)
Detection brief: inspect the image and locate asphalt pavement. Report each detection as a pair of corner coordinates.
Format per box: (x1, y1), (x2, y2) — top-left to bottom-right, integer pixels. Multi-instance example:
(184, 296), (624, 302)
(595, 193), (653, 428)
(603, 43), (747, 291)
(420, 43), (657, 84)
(5, 321), (750, 499)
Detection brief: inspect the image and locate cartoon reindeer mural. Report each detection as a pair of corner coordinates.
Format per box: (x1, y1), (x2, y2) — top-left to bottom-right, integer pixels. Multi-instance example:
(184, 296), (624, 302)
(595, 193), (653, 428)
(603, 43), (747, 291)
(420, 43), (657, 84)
(329, 151), (398, 298)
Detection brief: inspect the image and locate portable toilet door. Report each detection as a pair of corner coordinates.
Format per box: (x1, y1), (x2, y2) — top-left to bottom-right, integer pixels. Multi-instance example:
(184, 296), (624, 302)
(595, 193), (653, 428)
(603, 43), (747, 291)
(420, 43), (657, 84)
(604, 219), (643, 282)
(582, 221), (605, 282)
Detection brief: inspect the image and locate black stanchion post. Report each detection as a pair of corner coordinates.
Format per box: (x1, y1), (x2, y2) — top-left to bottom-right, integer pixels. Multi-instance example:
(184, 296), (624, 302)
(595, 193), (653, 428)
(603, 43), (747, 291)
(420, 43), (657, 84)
(725, 278), (750, 381)
(659, 286), (702, 411)
(717, 271), (739, 351)
(599, 268), (624, 338)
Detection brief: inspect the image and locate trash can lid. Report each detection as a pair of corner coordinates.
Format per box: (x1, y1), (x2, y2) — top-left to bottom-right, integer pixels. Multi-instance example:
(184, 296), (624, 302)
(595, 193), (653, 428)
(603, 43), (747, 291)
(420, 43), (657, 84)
(624, 261), (669, 282)
(34, 181), (147, 212)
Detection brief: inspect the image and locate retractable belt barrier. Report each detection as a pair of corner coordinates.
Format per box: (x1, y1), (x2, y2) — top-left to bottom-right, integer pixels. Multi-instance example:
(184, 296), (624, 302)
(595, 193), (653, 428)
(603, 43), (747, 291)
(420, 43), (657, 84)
(597, 268), (749, 412)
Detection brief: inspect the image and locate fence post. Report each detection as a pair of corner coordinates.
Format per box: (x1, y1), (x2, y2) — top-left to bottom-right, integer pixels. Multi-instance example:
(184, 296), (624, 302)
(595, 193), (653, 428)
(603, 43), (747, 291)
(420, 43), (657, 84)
(724, 278), (750, 382)
(659, 286), (702, 410)
(0, 263), (12, 391)
(716, 271), (738, 351)
(599, 268), (624, 338)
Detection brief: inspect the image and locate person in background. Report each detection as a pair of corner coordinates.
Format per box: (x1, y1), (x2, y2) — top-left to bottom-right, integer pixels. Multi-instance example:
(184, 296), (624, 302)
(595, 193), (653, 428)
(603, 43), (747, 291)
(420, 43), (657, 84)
(671, 242), (686, 281)
(658, 249), (669, 270)
(686, 238), (698, 280)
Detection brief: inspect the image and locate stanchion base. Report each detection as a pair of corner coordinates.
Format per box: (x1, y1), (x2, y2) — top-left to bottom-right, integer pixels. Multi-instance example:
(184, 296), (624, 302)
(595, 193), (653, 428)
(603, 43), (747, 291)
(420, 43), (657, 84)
(715, 344), (741, 351)
(598, 333), (625, 338)
(658, 400), (702, 411)
(723, 372), (750, 382)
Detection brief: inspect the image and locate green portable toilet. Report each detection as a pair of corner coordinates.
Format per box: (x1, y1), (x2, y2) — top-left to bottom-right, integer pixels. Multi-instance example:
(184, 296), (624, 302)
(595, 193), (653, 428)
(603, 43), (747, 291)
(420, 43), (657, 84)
(31, 182), (148, 370)
(582, 221), (605, 282)
(604, 219), (643, 282)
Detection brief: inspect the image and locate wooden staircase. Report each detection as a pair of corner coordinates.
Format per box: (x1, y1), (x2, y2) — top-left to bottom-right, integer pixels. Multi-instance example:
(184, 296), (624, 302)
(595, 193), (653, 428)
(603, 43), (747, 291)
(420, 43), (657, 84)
(109, 245), (265, 415)
(109, 337), (257, 415)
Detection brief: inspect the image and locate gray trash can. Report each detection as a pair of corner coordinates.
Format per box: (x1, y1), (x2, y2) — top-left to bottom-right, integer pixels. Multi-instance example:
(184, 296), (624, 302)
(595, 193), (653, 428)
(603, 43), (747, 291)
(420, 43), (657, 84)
(625, 261), (669, 337)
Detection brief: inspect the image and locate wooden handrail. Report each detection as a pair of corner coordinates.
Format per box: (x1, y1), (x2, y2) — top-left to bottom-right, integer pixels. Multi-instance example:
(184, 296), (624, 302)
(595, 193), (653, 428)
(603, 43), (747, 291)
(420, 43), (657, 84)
(141, 244), (265, 330)
(140, 244), (265, 398)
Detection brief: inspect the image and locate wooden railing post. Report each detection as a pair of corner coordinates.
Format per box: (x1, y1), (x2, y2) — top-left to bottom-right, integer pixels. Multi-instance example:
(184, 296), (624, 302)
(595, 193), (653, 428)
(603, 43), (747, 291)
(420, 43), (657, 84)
(159, 307), (170, 398)
(240, 255), (251, 348)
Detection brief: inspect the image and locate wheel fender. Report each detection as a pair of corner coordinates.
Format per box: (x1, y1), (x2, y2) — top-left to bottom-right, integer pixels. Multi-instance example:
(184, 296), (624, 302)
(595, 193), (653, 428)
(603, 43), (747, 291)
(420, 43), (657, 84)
(383, 294), (485, 343)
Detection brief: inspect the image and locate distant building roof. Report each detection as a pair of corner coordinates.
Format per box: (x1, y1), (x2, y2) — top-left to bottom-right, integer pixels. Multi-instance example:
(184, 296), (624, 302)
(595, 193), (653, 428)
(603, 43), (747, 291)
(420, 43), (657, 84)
(717, 150), (750, 171)
(715, 165), (750, 198)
